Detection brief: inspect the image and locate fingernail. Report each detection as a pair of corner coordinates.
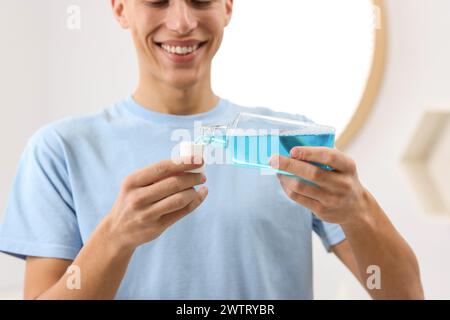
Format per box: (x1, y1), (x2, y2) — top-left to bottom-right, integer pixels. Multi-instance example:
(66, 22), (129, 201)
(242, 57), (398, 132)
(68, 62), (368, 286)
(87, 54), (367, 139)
(201, 173), (207, 182)
(291, 148), (299, 158)
(200, 186), (208, 198)
(270, 155), (279, 169)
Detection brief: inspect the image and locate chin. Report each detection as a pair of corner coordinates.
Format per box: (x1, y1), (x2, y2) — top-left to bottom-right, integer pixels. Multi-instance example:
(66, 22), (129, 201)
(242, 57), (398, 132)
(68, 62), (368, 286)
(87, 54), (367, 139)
(164, 72), (201, 90)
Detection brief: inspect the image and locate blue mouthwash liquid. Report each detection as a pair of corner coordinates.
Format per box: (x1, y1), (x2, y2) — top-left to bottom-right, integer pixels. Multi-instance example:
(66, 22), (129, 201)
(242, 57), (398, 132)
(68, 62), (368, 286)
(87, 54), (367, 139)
(201, 131), (335, 176)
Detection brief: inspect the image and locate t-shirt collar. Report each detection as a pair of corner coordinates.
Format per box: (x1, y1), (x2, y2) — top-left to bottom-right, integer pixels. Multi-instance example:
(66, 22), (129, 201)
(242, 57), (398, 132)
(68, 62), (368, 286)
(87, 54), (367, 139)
(120, 95), (230, 127)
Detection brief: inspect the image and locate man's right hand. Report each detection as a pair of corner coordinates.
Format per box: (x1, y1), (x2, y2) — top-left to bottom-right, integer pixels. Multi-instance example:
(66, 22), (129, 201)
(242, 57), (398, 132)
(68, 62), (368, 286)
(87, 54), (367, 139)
(103, 156), (208, 251)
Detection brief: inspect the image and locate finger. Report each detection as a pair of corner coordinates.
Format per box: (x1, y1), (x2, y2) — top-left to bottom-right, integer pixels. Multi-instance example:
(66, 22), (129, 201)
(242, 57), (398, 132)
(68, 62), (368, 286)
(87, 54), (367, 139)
(290, 147), (355, 173)
(278, 174), (328, 202)
(124, 156), (204, 189)
(158, 187), (208, 229)
(270, 155), (338, 188)
(148, 188), (199, 218)
(133, 172), (206, 207)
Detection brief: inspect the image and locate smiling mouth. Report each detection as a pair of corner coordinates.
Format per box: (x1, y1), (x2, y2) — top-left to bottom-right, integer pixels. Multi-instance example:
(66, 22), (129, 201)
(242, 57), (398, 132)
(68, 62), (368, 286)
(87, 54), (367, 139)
(154, 41), (208, 56)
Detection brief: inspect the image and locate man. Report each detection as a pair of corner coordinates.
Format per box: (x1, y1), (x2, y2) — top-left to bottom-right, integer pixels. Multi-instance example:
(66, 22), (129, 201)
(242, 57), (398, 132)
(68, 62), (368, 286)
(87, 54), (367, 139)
(0, 0), (423, 299)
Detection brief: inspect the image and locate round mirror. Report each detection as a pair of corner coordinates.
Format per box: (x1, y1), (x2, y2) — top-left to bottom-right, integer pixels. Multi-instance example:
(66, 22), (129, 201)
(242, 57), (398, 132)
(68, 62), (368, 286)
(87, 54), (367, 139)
(213, 0), (385, 149)
(0, 0), (384, 152)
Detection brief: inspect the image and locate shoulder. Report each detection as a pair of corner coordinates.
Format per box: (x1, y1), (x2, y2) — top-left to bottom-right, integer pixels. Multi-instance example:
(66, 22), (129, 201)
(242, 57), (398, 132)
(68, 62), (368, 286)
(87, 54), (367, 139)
(226, 100), (315, 124)
(26, 105), (117, 155)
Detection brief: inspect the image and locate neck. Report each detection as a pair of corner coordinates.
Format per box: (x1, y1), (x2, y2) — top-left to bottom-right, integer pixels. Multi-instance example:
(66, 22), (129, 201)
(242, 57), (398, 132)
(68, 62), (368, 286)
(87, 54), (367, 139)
(133, 71), (219, 116)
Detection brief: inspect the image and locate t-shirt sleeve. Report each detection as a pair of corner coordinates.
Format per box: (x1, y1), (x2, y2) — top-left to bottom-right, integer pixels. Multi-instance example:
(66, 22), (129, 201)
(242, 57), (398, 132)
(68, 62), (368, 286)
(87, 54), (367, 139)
(312, 214), (346, 252)
(0, 126), (82, 260)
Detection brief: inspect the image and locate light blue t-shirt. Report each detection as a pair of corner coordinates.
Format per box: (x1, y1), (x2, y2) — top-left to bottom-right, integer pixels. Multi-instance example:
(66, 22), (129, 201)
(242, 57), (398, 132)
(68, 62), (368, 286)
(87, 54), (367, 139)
(0, 96), (345, 299)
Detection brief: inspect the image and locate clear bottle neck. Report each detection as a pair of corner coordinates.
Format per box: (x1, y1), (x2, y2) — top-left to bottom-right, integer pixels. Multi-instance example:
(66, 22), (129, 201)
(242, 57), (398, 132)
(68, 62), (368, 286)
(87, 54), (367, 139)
(198, 124), (229, 145)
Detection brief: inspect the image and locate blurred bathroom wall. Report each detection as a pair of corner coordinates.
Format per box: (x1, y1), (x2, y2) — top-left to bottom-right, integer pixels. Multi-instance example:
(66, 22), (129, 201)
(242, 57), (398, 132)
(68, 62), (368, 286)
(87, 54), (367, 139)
(313, 0), (450, 299)
(0, 1), (50, 299)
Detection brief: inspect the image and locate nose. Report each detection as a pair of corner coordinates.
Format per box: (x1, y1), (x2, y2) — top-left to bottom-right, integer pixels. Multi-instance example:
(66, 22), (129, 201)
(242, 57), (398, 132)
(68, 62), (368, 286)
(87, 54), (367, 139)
(165, 0), (198, 35)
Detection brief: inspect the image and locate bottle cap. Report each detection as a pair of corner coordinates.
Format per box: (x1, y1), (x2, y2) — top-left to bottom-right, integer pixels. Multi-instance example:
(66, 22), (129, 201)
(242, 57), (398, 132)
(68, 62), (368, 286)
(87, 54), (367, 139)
(179, 141), (205, 174)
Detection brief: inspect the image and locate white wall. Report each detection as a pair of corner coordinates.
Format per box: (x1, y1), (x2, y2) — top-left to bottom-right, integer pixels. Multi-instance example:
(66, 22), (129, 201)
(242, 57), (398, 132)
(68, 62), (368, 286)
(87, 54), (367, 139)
(0, 1), (51, 299)
(313, 0), (450, 299)
(1, 0), (449, 299)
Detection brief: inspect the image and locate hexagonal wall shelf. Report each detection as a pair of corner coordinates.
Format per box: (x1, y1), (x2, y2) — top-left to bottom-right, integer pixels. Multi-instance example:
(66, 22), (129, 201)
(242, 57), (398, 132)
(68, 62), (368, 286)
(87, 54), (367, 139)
(401, 110), (450, 218)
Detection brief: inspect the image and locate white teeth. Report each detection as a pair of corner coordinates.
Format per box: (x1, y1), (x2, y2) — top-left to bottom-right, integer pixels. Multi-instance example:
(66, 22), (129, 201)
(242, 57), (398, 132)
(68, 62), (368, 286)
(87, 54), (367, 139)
(161, 44), (200, 55)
